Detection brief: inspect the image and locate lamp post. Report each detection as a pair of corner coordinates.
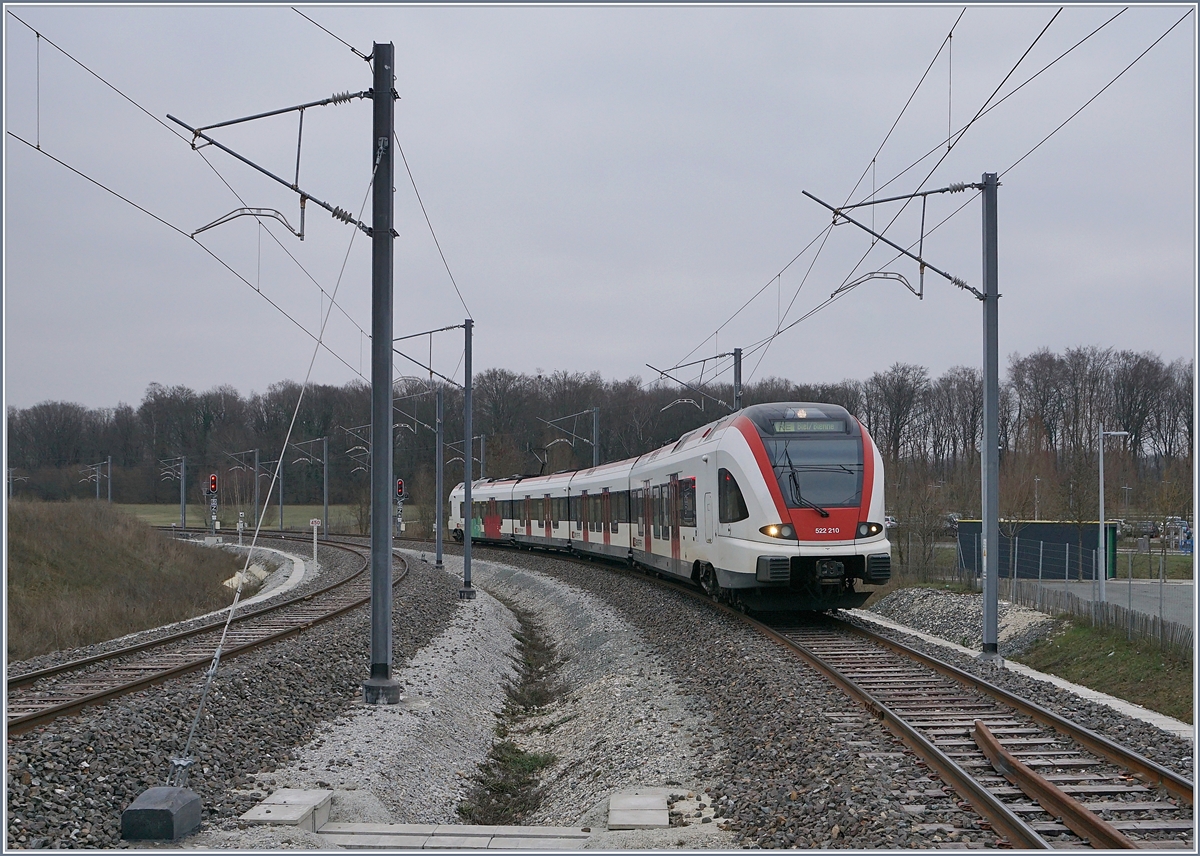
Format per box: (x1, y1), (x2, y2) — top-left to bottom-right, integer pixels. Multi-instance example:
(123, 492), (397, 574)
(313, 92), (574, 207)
(1099, 428), (1129, 604)
(1034, 476), (1040, 521)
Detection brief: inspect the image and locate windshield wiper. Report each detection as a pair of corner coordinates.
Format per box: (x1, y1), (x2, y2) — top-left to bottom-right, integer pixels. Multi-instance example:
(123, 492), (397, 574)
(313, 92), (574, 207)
(789, 463), (858, 476)
(782, 445), (829, 517)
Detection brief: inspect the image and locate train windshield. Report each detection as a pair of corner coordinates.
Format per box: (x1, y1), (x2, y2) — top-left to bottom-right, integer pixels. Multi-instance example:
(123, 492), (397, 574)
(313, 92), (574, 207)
(762, 437), (863, 508)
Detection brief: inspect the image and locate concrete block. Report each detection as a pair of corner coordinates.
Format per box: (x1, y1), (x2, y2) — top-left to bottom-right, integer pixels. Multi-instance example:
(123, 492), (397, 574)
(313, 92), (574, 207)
(121, 787), (202, 841)
(609, 794), (667, 811)
(241, 803), (314, 829)
(607, 808), (669, 830)
(262, 788), (332, 830)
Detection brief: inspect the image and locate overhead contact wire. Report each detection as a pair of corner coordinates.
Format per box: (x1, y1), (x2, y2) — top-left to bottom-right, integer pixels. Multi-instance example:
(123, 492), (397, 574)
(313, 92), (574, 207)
(750, 6), (1181, 365)
(8, 11), (374, 362)
(681, 9), (966, 380)
(8, 132), (367, 383)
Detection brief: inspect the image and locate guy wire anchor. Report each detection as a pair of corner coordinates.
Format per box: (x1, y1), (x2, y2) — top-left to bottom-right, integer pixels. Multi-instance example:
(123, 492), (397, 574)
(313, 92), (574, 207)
(166, 757), (195, 789)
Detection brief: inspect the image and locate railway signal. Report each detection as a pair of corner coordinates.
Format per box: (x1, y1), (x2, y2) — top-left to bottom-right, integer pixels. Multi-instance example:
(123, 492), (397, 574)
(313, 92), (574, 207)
(396, 478), (404, 498)
(209, 473), (218, 494)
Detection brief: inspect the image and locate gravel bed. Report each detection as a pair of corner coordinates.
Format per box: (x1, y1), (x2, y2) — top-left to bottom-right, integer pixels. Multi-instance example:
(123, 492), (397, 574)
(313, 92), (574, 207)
(855, 588), (1194, 779)
(5, 545), (459, 850)
(6, 536), (353, 680)
(867, 586), (1057, 656)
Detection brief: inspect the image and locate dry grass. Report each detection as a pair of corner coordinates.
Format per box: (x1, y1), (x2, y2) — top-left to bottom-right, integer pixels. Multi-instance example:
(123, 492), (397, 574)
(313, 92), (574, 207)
(6, 499), (244, 660)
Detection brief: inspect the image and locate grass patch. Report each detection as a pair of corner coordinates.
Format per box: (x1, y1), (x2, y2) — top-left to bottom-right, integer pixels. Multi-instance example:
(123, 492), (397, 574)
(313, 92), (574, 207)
(456, 606), (564, 825)
(7, 499), (245, 660)
(1012, 620), (1193, 724)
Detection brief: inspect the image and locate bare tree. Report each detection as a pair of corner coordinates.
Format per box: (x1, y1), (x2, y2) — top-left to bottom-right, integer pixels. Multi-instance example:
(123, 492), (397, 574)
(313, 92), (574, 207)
(863, 363), (930, 462)
(1111, 350), (1167, 463)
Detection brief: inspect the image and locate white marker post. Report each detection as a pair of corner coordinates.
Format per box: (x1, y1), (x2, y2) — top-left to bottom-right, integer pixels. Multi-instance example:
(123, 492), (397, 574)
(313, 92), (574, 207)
(310, 518), (322, 562)
(238, 511), (245, 547)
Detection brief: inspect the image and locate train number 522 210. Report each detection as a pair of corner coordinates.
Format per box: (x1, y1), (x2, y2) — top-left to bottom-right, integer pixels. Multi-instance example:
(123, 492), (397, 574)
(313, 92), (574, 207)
(814, 527), (841, 535)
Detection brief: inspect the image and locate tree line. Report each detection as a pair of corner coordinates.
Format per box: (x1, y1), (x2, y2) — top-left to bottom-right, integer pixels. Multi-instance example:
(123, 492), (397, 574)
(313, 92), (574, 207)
(7, 346), (1192, 538)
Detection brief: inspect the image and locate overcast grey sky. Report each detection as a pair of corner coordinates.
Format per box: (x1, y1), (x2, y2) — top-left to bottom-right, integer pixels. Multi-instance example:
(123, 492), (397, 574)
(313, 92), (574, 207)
(3, 3), (1196, 411)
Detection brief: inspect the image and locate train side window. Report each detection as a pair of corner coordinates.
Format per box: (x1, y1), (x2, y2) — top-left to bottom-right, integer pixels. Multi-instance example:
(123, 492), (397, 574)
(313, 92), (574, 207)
(652, 484), (662, 538)
(718, 468), (749, 523)
(680, 478), (697, 527)
(459, 502), (465, 518)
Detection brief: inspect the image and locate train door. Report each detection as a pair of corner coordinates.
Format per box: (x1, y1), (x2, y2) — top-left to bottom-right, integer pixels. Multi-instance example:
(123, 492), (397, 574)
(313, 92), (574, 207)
(602, 489), (612, 547)
(642, 481), (652, 552)
(580, 491), (589, 543)
(704, 492), (714, 544)
(524, 495), (532, 537)
(486, 498), (500, 539)
(544, 494), (552, 538)
(669, 474), (681, 575)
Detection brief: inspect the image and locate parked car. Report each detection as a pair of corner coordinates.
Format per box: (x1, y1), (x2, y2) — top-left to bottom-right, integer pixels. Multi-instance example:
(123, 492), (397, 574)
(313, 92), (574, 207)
(884, 515), (898, 529)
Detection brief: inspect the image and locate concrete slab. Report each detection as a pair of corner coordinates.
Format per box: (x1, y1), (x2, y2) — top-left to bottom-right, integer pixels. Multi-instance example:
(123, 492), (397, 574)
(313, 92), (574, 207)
(424, 835), (488, 849)
(320, 822), (438, 836)
(320, 832), (430, 849)
(261, 787), (333, 806)
(609, 794), (667, 811)
(450, 825), (589, 839)
(260, 789), (331, 830)
(486, 837), (587, 850)
(241, 803), (315, 829)
(607, 808), (670, 830)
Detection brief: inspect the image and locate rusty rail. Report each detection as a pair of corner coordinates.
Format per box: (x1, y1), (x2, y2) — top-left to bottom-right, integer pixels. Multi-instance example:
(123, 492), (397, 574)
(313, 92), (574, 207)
(972, 719), (1137, 849)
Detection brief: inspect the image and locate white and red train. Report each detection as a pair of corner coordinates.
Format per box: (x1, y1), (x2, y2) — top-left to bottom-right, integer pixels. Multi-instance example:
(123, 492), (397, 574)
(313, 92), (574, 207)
(448, 402), (891, 611)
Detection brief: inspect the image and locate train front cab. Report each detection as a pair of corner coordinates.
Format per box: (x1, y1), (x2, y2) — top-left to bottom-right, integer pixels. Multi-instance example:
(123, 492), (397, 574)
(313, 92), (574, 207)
(703, 405), (892, 612)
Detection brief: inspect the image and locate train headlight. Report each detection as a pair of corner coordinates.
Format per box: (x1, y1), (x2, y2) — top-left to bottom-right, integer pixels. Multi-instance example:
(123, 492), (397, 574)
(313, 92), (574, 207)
(760, 523), (796, 539)
(857, 522), (884, 537)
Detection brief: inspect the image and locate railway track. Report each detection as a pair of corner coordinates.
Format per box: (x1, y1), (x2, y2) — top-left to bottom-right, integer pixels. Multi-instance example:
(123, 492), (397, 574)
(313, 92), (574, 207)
(761, 615), (1193, 849)
(464, 542), (1193, 849)
(6, 534), (408, 735)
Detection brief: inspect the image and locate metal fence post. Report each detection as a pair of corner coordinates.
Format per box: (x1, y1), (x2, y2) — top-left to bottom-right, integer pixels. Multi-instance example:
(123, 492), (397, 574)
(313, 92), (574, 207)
(1127, 549), (1133, 640)
(1037, 540), (1043, 610)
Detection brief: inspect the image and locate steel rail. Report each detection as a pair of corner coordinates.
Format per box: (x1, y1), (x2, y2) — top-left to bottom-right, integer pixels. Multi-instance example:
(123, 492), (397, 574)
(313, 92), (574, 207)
(972, 719), (1138, 849)
(738, 611), (1051, 849)
(7, 535), (367, 689)
(836, 616), (1195, 805)
(6, 546), (407, 735)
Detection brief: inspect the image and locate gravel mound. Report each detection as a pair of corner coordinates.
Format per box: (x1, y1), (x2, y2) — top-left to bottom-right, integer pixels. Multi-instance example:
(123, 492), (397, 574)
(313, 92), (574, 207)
(463, 558), (715, 831)
(236, 576), (522, 825)
(868, 586), (1057, 655)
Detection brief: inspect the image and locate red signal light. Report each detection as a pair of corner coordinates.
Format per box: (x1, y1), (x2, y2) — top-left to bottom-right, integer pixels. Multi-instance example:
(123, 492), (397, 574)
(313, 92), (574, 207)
(209, 473), (218, 493)
(396, 478), (404, 498)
